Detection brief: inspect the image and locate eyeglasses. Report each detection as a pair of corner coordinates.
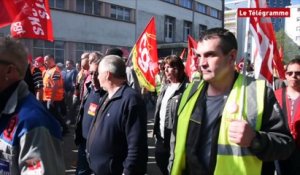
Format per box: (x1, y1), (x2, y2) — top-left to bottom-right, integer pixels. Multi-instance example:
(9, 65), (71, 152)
(286, 71), (300, 77)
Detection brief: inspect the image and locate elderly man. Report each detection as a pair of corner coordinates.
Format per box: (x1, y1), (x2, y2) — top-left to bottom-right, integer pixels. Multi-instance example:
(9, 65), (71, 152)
(86, 55), (148, 175)
(75, 52), (105, 175)
(0, 37), (65, 174)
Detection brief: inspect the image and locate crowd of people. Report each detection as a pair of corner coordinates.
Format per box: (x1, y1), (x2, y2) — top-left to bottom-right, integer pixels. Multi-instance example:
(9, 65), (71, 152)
(0, 27), (299, 175)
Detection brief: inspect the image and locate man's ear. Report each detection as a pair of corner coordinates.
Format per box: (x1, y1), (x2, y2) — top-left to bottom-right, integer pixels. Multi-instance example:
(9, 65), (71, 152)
(228, 49), (237, 65)
(106, 71), (112, 80)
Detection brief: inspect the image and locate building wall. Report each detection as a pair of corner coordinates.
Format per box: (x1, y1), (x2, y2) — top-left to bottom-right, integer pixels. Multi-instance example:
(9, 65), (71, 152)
(224, 8), (248, 61)
(52, 10), (135, 46)
(267, 0), (291, 32)
(285, 4), (300, 46)
(0, 0), (223, 62)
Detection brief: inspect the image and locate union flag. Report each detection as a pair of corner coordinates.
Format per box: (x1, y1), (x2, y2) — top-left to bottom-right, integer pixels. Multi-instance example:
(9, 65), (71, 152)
(0, 0), (54, 41)
(130, 17), (159, 92)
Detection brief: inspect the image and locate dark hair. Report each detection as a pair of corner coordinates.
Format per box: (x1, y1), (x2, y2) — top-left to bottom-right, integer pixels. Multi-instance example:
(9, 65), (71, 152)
(286, 58), (300, 70)
(164, 55), (187, 82)
(66, 59), (74, 65)
(199, 28), (238, 55)
(105, 48), (123, 58)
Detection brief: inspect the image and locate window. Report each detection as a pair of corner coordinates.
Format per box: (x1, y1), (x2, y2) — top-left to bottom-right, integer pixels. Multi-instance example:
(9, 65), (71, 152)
(85, 0), (93, 14)
(76, 0), (84, 13)
(33, 40), (65, 63)
(298, 8), (300, 12)
(162, 0), (175, 3)
(296, 36), (300, 41)
(76, 0), (103, 16)
(180, 0), (192, 9)
(75, 42), (102, 61)
(196, 3), (207, 14)
(297, 26), (300, 31)
(164, 16), (175, 42)
(50, 0), (65, 9)
(210, 8), (219, 18)
(297, 17), (300, 22)
(94, 1), (102, 16)
(183, 21), (192, 41)
(110, 5), (131, 21)
(199, 24), (207, 37)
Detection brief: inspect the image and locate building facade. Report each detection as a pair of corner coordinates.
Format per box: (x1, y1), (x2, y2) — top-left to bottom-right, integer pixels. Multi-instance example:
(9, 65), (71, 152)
(224, 0), (248, 61)
(267, 0), (291, 32)
(285, 4), (300, 46)
(0, 0), (223, 63)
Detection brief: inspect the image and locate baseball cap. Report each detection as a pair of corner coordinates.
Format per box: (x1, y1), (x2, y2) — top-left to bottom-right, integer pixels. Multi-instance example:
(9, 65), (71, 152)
(35, 56), (44, 64)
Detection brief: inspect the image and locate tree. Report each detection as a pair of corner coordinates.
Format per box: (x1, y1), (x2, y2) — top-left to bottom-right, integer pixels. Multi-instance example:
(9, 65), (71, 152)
(276, 29), (300, 64)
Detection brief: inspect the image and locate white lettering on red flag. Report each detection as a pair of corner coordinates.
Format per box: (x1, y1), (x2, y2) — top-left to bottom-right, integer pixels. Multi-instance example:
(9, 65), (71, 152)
(0, 0), (54, 41)
(131, 17), (159, 92)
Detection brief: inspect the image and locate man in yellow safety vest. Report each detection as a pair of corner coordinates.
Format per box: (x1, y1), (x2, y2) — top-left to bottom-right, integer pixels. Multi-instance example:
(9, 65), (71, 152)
(170, 28), (295, 175)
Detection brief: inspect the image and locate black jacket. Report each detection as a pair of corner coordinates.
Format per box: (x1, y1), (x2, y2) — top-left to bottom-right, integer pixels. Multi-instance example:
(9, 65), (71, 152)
(86, 84), (148, 175)
(173, 75), (295, 175)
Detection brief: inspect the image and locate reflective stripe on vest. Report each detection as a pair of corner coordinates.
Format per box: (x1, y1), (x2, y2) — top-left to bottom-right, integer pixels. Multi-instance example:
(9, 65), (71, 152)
(43, 66), (64, 101)
(171, 75), (265, 175)
(214, 75), (265, 175)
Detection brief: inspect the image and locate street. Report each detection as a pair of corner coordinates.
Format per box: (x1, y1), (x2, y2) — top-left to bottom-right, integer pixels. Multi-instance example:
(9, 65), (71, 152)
(63, 103), (162, 175)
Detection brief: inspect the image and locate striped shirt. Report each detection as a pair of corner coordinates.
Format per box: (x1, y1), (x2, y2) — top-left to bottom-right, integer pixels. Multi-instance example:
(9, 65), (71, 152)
(31, 67), (43, 89)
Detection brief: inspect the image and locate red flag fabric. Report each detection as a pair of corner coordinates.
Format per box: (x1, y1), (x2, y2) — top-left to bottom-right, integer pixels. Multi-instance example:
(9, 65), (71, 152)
(0, 0), (54, 41)
(131, 17), (159, 92)
(185, 35), (198, 80)
(279, 45), (284, 61)
(179, 48), (186, 59)
(250, 0), (285, 84)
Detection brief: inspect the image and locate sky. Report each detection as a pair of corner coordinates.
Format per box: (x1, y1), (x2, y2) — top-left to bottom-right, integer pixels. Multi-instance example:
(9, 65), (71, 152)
(292, 0), (300, 5)
(225, 0), (300, 9)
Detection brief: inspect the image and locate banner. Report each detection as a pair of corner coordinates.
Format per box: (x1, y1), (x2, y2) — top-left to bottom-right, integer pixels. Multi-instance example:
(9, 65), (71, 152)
(249, 0), (285, 84)
(0, 0), (54, 41)
(185, 35), (198, 80)
(131, 17), (159, 92)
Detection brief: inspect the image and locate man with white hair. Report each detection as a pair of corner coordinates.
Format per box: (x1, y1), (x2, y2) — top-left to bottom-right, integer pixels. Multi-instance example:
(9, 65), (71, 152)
(0, 37), (65, 174)
(86, 55), (148, 175)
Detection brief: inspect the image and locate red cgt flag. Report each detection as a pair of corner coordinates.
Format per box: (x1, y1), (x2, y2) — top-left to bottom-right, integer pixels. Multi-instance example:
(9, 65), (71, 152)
(250, 0), (285, 84)
(0, 0), (54, 41)
(185, 35), (198, 80)
(130, 17), (159, 92)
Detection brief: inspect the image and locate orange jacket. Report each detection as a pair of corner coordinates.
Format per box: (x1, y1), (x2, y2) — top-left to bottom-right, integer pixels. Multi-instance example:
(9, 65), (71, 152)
(43, 66), (64, 101)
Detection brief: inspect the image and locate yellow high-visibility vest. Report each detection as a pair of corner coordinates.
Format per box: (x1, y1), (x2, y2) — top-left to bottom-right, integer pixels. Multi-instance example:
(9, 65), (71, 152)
(171, 74), (265, 175)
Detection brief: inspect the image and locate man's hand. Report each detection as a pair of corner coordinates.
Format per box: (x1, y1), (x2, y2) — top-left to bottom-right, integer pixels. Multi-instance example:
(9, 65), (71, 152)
(228, 119), (256, 147)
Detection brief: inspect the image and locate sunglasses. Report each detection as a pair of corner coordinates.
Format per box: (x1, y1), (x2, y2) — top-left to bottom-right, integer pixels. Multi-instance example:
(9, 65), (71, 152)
(286, 71), (300, 76)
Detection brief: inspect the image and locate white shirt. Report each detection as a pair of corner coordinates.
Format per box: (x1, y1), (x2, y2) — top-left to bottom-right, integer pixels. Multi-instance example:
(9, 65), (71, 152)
(159, 83), (180, 138)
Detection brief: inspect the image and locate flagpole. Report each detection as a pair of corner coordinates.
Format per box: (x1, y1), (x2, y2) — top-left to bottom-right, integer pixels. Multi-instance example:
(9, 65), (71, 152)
(240, 0), (251, 120)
